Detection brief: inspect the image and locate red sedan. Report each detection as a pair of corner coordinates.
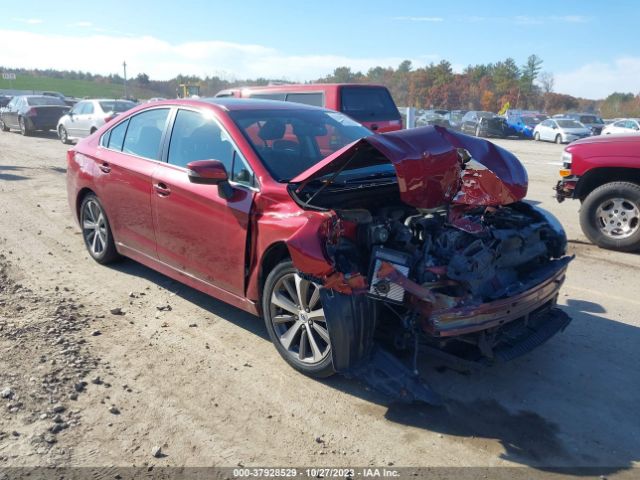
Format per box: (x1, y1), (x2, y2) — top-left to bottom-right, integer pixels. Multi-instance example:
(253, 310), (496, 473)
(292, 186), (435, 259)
(67, 98), (572, 399)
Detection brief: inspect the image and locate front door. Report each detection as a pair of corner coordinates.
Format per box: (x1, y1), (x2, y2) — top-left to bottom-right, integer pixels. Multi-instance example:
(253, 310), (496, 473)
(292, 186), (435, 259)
(151, 108), (255, 297)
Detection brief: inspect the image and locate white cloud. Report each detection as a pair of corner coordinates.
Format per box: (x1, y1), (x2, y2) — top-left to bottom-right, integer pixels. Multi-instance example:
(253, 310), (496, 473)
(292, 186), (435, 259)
(0, 29), (432, 81)
(555, 57), (640, 99)
(467, 15), (590, 25)
(393, 16), (444, 22)
(12, 18), (43, 25)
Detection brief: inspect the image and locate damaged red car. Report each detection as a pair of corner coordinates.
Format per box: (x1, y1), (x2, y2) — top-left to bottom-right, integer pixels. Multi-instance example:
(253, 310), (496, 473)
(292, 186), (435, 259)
(67, 99), (572, 402)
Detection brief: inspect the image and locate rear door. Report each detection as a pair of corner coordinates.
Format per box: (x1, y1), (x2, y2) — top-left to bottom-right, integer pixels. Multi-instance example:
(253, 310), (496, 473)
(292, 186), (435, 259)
(66, 102), (85, 137)
(151, 108), (255, 296)
(77, 102), (96, 137)
(94, 107), (170, 257)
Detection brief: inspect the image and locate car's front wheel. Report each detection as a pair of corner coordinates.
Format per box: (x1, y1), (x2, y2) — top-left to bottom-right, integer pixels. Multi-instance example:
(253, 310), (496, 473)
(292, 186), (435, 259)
(0, 118), (8, 132)
(580, 182), (640, 251)
(262, 260), (334, 378)
(555, 134), (563, 144)
(79, 194), (120, 264)
(58, 125), (70, 144)
(534, 132), (540, 141)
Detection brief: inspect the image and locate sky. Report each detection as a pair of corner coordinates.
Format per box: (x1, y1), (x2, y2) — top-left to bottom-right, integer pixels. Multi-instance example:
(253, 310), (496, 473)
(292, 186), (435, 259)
(1, 0), (639, 99)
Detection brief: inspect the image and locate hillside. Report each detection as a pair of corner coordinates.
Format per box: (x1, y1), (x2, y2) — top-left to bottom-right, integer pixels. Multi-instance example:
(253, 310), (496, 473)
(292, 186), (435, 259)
(0, 76), (165, 99)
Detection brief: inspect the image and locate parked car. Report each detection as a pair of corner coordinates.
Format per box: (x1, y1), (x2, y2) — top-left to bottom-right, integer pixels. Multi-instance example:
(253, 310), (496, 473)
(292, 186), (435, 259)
(214, 83), (402, 133)
(601, 118), (640, 136)
(42, 90), (77, 107)
(555, 135), (640, 251)
(554, 113), (605, 135)
(0, 95), (69, 135)
(66, 98), (572, 401)
(534, 118), (591, 144)
(460, 111), (518, 138)
(57, 99), (137, 144)
(416, 110), (451, 128)
(505, 111), (548, 139)
(445, 110), (467, 131)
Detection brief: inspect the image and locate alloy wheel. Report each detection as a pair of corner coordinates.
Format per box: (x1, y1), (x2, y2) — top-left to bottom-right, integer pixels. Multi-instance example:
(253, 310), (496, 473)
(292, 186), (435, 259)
(59, 126), (68, 144)
(269, 272), (330, 364)
(82, 199), (108, 257)
(595, 197), (640, 239)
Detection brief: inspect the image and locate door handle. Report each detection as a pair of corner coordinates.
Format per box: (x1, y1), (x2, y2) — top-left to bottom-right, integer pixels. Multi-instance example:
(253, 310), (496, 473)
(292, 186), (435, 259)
(99, 162), (111, 173)
(154, 182), (171, 196)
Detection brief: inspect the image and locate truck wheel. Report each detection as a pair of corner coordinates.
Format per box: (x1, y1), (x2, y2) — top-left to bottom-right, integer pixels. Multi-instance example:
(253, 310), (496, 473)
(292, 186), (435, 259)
(262, 260), (334, 378)
(580, 182), (640, 251)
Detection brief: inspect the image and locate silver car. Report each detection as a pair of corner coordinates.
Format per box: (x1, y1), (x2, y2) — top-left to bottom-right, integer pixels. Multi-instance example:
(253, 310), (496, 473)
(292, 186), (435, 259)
(57, 99), (136, 144)
(533, 118), (591, 144)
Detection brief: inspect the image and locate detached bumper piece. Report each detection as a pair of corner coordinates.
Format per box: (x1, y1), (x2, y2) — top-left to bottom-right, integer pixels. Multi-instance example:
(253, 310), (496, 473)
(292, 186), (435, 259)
(320, 289), (442, 406)
(488, 307), (571, 363)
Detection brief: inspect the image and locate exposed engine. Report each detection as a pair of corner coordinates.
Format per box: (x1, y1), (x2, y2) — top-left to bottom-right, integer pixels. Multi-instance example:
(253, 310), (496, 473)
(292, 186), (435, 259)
(328, 202), (567, 310)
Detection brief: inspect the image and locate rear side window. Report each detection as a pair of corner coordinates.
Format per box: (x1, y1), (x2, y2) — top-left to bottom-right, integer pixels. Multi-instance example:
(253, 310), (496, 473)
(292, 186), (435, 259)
(285, 92), (324, 107)
(100, 101), (136, 113)
(249, 93), (286, 101)
(107, 120), (128, 150)
(26, 96), (65, 106)
(339, 87), (399, 122)
(122, 109), (169, 160)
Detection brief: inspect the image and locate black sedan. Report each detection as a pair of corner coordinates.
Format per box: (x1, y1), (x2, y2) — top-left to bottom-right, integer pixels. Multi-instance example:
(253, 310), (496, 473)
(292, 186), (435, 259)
(460, 110), (519, 138)
(0, 95), (69, 136)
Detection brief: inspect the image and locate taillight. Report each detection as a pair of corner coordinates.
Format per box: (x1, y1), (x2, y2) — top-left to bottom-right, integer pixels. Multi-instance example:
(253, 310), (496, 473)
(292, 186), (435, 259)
(26, 108), (37, 117)
(67, 149), (76, 164)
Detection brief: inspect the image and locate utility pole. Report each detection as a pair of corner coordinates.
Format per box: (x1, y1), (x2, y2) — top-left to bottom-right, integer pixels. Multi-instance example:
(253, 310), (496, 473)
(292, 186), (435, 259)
(123, 61), (127, 99)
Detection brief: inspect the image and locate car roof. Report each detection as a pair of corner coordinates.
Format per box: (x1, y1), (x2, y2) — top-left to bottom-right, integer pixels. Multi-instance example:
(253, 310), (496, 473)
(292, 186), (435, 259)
(200, 97), (329, 112)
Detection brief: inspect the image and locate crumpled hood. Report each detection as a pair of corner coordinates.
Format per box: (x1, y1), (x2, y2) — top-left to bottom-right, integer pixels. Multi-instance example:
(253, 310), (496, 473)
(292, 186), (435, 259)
(291, 126), (528, 209)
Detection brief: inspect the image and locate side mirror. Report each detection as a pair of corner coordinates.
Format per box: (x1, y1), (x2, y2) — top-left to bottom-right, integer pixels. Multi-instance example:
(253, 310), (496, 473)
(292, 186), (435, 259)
(187, 159), (233, 199)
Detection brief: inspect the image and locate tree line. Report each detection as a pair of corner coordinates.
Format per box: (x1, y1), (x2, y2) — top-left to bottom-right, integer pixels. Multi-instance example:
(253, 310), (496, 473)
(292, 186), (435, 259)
(2, 57), (639, 117)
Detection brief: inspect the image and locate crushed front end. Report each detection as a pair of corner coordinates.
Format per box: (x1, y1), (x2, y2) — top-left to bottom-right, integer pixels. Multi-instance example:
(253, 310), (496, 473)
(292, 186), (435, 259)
(286, 126), (573, 403)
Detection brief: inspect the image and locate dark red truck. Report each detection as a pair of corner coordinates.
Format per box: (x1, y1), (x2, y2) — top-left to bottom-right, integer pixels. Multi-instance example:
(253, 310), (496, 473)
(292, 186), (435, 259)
(555, 135), (640, 251)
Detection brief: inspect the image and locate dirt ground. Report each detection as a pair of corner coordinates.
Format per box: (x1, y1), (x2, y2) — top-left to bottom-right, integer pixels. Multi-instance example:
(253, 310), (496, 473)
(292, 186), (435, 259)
(0, 129), (639, 477)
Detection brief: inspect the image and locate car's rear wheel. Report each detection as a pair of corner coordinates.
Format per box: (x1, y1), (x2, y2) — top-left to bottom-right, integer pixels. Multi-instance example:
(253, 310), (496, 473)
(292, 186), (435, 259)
(555, 134), (563, 144)
(58, 125), (70, 144)
(580, 182), (640, 251)
(0, 119), (8, 132)
(262, 260), (334, 378)
(19, 117), (30, 136)
(80, 194), (120, 264)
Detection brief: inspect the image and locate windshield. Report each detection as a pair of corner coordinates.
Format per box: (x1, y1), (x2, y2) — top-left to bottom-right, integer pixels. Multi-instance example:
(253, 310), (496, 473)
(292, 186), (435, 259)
(557, 120), (584, 128)
(229, 109), (372, 182)
(26, 96), (65, 106)
(579, 115), (603, 124)
(339, 86), (400, 122)
(99, 101), (136, 113)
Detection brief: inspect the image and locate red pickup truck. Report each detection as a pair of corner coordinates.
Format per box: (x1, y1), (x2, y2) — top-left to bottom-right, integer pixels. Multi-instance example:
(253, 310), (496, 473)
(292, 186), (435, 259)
(555, 135), (640, 251)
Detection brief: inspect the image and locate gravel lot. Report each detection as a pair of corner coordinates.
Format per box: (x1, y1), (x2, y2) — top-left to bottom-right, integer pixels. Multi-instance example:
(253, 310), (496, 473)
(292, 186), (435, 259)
(0, 129), (638, 476)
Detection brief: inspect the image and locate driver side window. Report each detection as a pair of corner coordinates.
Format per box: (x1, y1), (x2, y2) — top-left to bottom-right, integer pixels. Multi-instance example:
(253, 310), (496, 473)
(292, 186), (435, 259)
(168, 109), (255, 187)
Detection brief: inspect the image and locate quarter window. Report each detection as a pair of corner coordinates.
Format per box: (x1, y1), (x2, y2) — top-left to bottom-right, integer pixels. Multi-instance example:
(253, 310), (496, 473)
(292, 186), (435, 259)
(122, 108), (169, 160)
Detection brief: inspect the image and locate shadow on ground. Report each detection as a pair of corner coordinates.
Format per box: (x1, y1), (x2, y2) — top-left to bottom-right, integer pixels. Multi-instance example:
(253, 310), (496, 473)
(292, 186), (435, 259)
(107, 258), (639, 475)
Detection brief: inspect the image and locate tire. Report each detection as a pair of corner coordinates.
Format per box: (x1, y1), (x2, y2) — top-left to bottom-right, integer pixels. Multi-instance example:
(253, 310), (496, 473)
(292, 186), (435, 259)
(579, 182), (640, 252)
(90, 127), (97, 135)
(0, 118), (8, 132)
(555, 134), (563, 144)
(19, 117), (30, 136)
(262, 260), (334, 378)
(534, 132), (540, 141)
(58, 125), (71, 144)
(79, 194), (120, 264)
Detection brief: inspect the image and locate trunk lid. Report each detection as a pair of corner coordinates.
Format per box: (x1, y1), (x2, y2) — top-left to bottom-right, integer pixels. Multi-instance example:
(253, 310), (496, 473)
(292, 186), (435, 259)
(290, 125), (528, 209)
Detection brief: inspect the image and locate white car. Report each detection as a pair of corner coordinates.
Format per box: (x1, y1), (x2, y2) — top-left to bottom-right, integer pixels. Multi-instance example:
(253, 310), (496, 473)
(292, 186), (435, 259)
(56, 99), (136, 144)
(533, 118), (591, 144)
(602, 118), (640, 135)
